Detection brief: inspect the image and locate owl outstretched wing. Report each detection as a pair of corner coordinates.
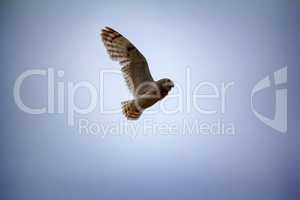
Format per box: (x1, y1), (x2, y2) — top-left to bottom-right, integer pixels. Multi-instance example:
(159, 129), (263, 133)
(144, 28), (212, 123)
(101, 27), (154, 95)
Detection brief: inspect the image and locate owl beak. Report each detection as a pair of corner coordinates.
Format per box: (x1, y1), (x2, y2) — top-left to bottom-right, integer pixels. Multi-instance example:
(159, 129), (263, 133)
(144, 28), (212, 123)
(167, 82), (174, 89)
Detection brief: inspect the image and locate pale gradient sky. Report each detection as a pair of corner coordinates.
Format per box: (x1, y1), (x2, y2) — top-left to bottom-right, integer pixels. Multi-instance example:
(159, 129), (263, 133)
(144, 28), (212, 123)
(1, 0), (300, 199)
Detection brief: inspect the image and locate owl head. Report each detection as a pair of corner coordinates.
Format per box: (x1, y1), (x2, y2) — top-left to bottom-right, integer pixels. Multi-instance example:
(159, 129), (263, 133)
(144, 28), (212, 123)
(157, 78), (174, 93)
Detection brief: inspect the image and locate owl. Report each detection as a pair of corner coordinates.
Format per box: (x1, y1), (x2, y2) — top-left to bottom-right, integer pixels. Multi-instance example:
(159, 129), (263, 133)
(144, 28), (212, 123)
(101, 27), (174, 119)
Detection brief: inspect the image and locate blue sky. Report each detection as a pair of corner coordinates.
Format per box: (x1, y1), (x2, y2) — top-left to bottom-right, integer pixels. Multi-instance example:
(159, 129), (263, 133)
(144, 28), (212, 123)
(1, 0), (300, 199)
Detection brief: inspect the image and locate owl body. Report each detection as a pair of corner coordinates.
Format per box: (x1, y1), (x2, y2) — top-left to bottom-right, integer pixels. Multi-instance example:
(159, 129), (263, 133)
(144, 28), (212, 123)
(101, 27), (174, 119)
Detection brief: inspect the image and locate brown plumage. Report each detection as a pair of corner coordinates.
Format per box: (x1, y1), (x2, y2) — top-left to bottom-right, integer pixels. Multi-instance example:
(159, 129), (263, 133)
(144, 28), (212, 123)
(101, 27), (174, 119)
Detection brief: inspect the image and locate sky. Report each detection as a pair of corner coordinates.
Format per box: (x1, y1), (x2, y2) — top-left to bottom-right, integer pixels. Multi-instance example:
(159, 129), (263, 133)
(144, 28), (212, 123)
(1, 0), (300, 199)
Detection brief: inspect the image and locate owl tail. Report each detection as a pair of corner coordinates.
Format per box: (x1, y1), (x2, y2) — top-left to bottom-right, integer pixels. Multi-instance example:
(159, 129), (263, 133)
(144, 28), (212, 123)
(121, 100), (143, 120)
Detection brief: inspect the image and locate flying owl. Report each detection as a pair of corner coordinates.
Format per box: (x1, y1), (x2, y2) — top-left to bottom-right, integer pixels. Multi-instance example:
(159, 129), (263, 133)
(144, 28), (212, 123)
(101, 27), (174, 120)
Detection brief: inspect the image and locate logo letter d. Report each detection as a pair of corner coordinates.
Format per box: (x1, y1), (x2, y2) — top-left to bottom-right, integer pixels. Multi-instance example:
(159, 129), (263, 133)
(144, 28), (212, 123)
(251, 67), (288, 133)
